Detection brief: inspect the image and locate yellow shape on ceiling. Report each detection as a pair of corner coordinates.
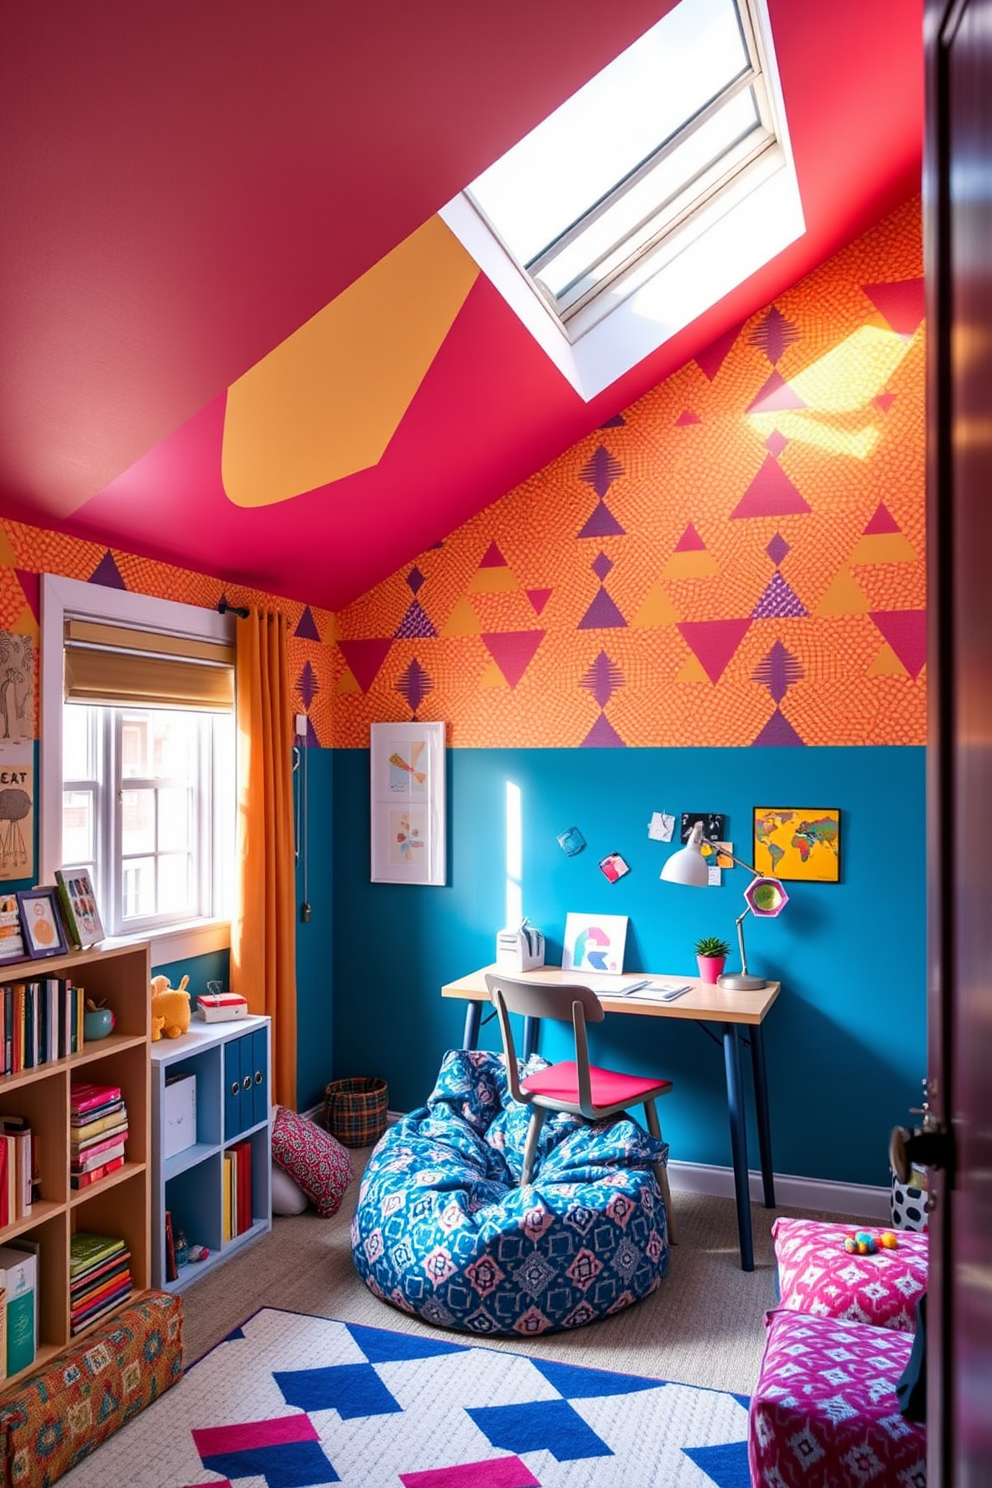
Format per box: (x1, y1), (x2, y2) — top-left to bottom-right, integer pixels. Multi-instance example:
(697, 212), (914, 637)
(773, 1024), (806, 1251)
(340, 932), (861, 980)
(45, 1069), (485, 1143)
(222, 216), (479, 507)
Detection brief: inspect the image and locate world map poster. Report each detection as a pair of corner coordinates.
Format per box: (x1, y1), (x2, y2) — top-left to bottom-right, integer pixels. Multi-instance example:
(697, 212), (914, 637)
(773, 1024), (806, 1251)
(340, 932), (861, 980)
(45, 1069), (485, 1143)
(753, 807), (841, 883)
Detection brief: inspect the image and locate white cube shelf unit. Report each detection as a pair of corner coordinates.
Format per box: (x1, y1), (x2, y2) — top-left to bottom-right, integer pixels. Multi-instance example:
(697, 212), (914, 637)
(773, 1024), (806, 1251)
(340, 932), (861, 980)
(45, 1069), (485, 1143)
(151, 1014), (272, 1291)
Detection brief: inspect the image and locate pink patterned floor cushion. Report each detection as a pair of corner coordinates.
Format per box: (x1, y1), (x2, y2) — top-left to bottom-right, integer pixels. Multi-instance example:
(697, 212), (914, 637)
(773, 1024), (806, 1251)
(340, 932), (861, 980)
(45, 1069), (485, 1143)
(271, 1106), (354, 1217)
(773, 1217), (928, 1332)
(748, 1309), (926, 1488)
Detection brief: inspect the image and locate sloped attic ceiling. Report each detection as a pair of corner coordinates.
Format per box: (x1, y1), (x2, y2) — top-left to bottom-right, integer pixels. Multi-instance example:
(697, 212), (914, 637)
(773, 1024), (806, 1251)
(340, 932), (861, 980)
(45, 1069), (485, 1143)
(0, 0), (922, 611)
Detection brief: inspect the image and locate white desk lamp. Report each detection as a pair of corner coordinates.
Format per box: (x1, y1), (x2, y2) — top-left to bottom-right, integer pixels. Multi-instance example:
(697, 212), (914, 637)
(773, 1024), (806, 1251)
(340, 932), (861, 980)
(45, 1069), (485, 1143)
(660, 821), (788, 990)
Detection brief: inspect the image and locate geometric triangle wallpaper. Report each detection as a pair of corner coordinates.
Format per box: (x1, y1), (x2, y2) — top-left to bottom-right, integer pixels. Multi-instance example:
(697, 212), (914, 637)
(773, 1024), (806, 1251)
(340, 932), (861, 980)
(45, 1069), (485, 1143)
(0, 196), (924, 751)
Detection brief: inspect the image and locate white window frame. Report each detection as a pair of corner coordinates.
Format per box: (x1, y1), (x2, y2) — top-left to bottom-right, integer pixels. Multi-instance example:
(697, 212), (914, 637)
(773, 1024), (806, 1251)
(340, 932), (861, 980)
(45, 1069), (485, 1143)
(440, 0), (804, 401)
(41, 574), (235, 962)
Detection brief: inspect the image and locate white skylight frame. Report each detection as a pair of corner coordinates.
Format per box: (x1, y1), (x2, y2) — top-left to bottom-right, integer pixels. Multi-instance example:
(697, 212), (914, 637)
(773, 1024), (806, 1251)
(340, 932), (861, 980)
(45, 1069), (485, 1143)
(440, 0), (804, 402)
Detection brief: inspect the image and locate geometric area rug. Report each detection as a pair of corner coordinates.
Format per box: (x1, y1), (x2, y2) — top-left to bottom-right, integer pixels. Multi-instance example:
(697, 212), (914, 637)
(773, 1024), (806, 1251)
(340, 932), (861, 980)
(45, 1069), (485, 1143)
(58, 1308), (751, 1487)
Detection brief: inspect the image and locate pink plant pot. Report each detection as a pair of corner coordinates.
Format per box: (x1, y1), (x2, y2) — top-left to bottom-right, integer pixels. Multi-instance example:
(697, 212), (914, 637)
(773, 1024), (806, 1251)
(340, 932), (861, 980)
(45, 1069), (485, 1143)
(697, 955), (725, 985)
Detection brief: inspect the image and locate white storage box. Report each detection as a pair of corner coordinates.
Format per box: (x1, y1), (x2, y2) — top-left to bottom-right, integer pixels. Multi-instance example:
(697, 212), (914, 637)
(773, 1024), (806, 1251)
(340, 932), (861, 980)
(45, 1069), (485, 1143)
(163, 1073), (197, 1159)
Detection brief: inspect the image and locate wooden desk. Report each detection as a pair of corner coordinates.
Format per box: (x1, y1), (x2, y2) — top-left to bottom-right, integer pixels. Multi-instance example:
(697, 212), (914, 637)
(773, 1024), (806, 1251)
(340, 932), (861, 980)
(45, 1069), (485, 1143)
(441, 964), (781, 1272)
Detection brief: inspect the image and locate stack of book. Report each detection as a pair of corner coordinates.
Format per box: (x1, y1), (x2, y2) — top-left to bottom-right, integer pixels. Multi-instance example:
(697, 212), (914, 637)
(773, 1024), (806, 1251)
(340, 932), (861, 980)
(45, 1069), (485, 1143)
(222, 1140), (254, 1241)
(70, 1081), (128, 1190)
(69, 1232), (132, 1336)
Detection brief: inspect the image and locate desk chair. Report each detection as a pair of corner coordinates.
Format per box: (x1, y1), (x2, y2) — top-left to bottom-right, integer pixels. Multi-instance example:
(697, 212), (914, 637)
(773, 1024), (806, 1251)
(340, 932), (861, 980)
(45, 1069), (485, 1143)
(485, 971), (677, 1242)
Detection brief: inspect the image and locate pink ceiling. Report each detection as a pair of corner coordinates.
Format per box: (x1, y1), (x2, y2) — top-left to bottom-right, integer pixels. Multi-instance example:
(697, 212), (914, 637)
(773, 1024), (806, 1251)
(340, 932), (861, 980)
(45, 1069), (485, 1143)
(0, 1), (923, 611)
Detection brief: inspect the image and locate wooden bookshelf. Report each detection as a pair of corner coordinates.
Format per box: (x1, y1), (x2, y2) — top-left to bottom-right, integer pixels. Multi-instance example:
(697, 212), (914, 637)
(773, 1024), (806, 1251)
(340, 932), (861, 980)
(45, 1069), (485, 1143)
(0, 940), (150, 1391)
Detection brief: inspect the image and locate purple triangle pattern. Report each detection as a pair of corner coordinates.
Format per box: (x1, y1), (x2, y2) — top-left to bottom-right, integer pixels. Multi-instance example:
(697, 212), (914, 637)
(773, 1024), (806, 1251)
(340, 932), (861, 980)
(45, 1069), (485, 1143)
(749, 306), (799, 365)
(395, 601), (437, 639)
(592, 552), (614, 581)
(577, 500), (626, 539)
(751, 572), (808, 619)
(582, 713), (626, 747)
(297, 660), (319, 709)
(397, 659), (432, 715)
(294, 606), (321, 641)
(600, 414), (626, 428)
(752, 640), (804, 703)
(752, 708), (806, 746)
(89, 551), (126, 589)
(579, 445), (623, 497)
(580, 652), (624, 709)
(407, 567), (425, 594)
(303, 717), (320, 748)
(578, 587), (627, 630)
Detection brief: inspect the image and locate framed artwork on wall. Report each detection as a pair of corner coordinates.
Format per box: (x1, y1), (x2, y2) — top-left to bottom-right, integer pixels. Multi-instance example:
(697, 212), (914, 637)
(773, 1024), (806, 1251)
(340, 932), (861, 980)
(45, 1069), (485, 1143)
(753, 807), (841, 883)
(370, 722), (446, 886)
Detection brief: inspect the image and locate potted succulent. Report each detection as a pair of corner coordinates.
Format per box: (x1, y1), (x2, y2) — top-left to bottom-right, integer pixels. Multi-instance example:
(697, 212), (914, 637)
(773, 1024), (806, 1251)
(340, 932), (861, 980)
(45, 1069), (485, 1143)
(694, 935), (730, 985)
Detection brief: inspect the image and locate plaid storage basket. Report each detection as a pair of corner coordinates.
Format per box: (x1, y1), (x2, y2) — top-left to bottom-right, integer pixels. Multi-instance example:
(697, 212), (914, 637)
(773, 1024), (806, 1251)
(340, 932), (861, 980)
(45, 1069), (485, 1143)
(324, 1075), (389, 1147)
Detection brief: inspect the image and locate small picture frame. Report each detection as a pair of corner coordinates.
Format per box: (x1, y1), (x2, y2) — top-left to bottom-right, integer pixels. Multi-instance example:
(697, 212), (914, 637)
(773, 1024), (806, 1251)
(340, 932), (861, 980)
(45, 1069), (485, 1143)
(0, 892), (27, 965)
(17, 887), (69, 958)
(54, 867), (105, 949)
(562, 911), (629, 976)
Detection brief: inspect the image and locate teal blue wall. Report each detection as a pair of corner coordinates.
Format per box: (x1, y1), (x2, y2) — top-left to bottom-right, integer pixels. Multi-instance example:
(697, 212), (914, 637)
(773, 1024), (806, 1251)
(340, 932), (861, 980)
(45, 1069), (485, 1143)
(331, 745), (925, 1189)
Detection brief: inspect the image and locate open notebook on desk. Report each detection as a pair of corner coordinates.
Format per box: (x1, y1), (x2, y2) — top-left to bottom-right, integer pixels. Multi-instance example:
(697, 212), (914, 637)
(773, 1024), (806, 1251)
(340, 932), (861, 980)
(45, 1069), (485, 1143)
(567, 974), (693, 1002)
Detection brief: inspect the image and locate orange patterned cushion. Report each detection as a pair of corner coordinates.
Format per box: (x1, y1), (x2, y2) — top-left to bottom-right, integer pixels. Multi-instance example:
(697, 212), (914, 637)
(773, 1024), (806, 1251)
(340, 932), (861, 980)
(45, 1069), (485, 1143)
(0, 1291), (182, 1488)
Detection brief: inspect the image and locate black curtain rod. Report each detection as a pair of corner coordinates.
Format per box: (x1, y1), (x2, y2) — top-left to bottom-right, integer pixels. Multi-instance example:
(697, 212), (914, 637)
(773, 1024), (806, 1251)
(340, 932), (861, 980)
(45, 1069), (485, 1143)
(217, 598), (250, 619)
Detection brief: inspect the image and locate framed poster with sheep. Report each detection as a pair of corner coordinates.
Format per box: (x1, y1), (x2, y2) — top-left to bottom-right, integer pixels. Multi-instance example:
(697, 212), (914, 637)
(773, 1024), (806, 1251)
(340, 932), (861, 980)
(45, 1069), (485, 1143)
(370, 722), (446, 885)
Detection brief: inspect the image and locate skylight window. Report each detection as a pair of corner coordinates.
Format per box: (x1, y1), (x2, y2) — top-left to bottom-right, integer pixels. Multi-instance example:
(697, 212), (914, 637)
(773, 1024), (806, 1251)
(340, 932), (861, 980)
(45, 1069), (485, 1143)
(441, 0), (804, 400)
(468, 0), (772, 324)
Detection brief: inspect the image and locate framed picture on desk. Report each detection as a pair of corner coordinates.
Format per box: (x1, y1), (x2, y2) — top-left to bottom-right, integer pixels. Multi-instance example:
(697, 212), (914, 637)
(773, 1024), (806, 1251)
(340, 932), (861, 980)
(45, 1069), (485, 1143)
(562, 912), (628, 975)
(370, 722), (446, 885)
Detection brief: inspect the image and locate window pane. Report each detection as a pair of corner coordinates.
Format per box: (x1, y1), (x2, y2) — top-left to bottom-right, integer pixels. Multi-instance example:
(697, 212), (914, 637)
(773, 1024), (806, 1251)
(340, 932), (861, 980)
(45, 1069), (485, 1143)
(121, 710), (196, 781)
(122, 856), (155, 919)
(537, 89), (762, 302)
(469, 0), (748, 265)
(63, 705), (93, 781)
(62, 789), (94, 865)
(122, 788), (155, 855)
(158, 853), (192, 915)
(158, 786), (191, 851)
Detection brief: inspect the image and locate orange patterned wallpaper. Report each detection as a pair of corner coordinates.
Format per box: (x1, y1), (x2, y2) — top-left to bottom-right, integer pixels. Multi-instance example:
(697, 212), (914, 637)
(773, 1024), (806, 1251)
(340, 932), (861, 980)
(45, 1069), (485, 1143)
(335, 195), (925, 749)
(0, 197), (924, 753)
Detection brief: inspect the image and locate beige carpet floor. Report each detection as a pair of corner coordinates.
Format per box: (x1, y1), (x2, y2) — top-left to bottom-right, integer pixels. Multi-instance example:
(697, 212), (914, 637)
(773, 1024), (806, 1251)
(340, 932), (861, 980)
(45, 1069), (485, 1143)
(180, 1152), (848, 1398)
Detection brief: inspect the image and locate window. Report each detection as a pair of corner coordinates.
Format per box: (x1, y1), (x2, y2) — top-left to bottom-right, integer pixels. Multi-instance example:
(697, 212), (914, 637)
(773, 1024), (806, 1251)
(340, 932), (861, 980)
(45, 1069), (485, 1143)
(468, 0), (773, 324)
(440, 0), (803, 400)
(62, 703), (234, 936)
(41, 576), (236, 961)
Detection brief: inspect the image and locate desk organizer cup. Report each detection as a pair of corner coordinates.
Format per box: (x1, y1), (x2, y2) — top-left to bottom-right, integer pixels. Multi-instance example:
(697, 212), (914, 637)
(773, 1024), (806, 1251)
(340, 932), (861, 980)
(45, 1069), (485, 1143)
(323, 1076), (388, 1147)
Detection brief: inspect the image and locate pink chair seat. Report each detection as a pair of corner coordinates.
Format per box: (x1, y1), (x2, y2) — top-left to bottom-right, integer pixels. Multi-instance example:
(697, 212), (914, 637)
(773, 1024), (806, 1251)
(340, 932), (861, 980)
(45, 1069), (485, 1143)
(522, 1060), (673, 1110)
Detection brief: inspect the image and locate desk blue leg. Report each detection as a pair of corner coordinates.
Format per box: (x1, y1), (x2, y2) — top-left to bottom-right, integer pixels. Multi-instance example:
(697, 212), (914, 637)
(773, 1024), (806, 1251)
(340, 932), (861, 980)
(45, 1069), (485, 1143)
(723, 1023), (754, 1272)
(750, 1023), (776, 1207)
(462, 1002), (482, 1050)
(522, 1016), (540, 1061)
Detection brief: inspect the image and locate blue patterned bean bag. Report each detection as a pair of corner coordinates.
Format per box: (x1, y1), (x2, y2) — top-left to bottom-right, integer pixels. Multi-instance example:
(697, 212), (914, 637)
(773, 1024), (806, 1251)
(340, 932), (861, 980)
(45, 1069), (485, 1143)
(351, 1048), (670, 1335)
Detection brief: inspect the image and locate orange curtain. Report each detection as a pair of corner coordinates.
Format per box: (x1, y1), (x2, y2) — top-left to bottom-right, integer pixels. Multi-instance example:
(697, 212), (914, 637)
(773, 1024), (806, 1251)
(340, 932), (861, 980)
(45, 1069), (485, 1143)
(230, 608), (297, 1108)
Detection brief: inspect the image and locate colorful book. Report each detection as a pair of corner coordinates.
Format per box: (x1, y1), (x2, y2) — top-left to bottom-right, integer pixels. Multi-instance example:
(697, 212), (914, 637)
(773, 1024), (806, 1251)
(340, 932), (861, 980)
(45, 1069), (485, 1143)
(72, 1120), (128, 1154)
(71, 1141), (126, 1175)
(70, 1081), (122, 1114)
(0, 1247), (36, 1376)
(70, 1155), (124, 1190)
(70, 1252), (131, 1297)
(0, 1121), (32, 1219)
(70, 1233), (126, 1276)
(70, 1104), (126, 1137)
